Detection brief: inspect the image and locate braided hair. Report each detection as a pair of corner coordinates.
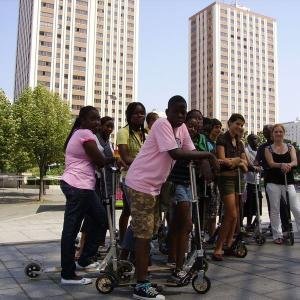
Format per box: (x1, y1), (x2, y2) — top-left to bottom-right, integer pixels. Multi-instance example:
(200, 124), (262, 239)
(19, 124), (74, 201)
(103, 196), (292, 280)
(64, 106), (97, 151)
(125, 102), (147, 143)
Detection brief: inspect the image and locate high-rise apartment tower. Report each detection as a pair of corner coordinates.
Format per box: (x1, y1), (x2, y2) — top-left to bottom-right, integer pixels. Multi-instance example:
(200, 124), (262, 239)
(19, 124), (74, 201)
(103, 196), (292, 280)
(14, 0), (138, 133)
(189, 2), (278, 133)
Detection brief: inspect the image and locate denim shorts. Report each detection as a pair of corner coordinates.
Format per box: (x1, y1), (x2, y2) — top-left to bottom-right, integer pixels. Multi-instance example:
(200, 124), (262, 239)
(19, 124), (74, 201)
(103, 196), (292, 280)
(172, 184), (192, 204)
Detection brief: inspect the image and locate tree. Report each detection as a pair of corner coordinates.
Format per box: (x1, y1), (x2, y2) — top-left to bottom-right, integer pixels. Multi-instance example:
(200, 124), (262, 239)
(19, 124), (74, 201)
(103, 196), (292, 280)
(257, 131), (266, 146)
(14, 86), (71, 200)
(0, 90), (15, 172)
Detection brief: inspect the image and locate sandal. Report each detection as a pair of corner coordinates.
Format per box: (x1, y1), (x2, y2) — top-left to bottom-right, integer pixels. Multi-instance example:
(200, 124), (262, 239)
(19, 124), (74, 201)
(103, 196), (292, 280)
(223, 247), (235, 256)
(273, 238), (283, 245)
(212, 253), (224, 261)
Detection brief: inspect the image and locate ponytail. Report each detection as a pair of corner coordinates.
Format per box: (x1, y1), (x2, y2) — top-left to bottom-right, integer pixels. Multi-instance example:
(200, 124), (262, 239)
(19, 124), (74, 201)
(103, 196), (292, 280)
(64, 117), (81, 152)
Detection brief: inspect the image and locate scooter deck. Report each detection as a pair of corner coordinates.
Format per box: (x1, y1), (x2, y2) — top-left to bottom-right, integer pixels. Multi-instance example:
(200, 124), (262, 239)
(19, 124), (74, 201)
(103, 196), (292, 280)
(148, 265), (172, 272)
(35, 265), (100, 274)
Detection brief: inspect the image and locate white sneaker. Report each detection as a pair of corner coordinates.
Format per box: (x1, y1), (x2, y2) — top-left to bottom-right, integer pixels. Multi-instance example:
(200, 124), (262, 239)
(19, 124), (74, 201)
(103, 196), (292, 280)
(166, 262), (176, 268)
(76, 261), (100, 270)
(61, 276), (92, 285)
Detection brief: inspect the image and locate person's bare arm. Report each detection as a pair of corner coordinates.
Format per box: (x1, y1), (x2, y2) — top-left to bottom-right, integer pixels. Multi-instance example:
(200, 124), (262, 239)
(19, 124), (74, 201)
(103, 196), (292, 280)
(289, 146), (298, 167)
(118, 144), (135, 165)
(264, 147), (282, 169)
(216, 145), (239, 168)
(168, 148), (219, 171)
(83, 140), (115, 168)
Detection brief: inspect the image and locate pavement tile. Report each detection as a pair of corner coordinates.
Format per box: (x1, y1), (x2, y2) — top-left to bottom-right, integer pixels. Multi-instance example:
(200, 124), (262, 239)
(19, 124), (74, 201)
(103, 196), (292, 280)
(229, 277), (294, 295)
(216, 259), (268, 274)
(35, 296), (73, 300)
(0, 263), (4, 270)
(264, 287), (300, 300)
(62, 284), (131, 299)
(20, 229), (60, 241)
(0, 232), (32, 244)
(0, 252), (26, 262)
(258, 269), (300, 287)
(0, 287), (29, 299)
(0, 268), (10, 279)
(163, 283), (272, 300)
(20, 279), (68, 298)
(0, 277), (19, 290)
(3, 259), (27, 269)
(9, 267), (50, 284)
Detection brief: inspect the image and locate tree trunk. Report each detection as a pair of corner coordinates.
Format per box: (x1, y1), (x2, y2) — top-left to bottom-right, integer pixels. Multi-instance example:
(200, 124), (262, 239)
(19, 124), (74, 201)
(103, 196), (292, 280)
(39, 166), (44, 201)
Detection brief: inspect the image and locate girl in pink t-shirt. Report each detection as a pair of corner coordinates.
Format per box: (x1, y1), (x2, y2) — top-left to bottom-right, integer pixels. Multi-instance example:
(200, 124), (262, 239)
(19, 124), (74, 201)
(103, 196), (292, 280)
(60, 106), (115, 285)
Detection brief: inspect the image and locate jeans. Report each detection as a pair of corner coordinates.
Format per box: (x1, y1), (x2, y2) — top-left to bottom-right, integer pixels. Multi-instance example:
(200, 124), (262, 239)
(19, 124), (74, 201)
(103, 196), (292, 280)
(121, 183), (134, 251)
(60, 180), (107, 279)
(266, 183), (300, 240)
(264, 180), (289, 231)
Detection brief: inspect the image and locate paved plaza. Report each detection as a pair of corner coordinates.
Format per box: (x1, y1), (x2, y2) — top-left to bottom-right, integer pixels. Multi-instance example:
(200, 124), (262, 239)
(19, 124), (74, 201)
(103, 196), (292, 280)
(0, 187), (300, 299)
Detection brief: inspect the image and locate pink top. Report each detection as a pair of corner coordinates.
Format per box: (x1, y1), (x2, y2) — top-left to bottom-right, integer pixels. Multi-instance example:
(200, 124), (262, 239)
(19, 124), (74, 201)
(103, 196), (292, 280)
(125, 118), (195, 195)
(62, 129), (96, 190)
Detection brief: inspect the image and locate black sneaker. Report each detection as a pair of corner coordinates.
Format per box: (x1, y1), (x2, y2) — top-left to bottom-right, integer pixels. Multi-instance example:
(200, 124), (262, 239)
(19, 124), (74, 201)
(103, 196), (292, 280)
(133, 282), (165, 300)
(168, 269), (189, 286)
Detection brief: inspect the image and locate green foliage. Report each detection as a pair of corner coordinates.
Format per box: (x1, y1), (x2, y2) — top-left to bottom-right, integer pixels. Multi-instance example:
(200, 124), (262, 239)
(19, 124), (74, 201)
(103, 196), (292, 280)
(257, 131), (266, 146)
(0, 90), (16, 172)
(46, 164), (65, 176)
(13, 85), (71, 199)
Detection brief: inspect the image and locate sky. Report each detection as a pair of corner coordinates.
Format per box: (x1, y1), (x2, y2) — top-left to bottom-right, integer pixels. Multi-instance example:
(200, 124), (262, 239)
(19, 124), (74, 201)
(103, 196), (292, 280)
(0, 0), (299, 123)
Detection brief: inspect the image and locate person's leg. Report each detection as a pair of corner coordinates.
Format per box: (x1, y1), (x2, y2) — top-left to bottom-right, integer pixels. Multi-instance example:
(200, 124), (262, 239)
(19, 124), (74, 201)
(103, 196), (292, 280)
(209, 218), (217, 237)
(75, 232), (86, 260)
(206, 184), (217, 238)
(264, 180), (271, 218)
(118, 182), (131, 244)
(129, 188), (163, 299)
(167, 204), (177, 264)
(245, 183), (253, 229)
(120, 225), (135, 260)
(214, 194), (237, 255)
(78, 190), (107, 266)
(266, 183), (282, 241)
(60, 182), (87, 279)
(226, 194), (240, 246)
(174, 202), (192, 269)
(285, 184), (300, 230)
(129, 188), (156, 281)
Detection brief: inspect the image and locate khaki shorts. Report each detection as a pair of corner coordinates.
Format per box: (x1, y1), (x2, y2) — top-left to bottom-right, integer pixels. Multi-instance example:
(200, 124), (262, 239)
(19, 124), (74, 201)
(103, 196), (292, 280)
(217, 175), (245, 197)
(127, 187), (160, 239)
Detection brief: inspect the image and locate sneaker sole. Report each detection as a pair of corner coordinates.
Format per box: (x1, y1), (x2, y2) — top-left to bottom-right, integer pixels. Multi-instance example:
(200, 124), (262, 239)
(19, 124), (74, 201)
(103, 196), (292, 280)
(133, 295), (165, 300)
(61, 278), (92, 285)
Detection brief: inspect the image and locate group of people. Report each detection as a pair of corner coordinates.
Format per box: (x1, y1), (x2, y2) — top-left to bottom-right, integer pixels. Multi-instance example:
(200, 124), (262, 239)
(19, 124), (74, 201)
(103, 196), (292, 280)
(59, 95), (299, 300)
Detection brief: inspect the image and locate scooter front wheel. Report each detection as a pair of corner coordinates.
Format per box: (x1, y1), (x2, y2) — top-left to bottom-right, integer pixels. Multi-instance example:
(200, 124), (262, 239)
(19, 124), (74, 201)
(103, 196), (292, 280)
(95, 273), (115, 294)
(24, 262), (42, 279)
(255, 235), (266, 246)
(233, 242), (248, 258)
(192, 274), (211, 294)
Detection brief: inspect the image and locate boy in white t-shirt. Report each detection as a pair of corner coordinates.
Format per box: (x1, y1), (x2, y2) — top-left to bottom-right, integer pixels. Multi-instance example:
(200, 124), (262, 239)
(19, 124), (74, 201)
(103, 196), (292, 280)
(125, 95), (219, 300)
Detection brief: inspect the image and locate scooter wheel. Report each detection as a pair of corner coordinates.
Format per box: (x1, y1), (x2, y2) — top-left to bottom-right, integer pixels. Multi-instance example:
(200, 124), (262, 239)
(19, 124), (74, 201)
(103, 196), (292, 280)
(116, 260), (134, 282)
(287, 232), (295, 246)
(95, 273), (115, 294)
(255, 235), (266, 246)
(234, 242), (248, 258)
(24, 262), (41, 278)
(192, 274), (211, 294)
